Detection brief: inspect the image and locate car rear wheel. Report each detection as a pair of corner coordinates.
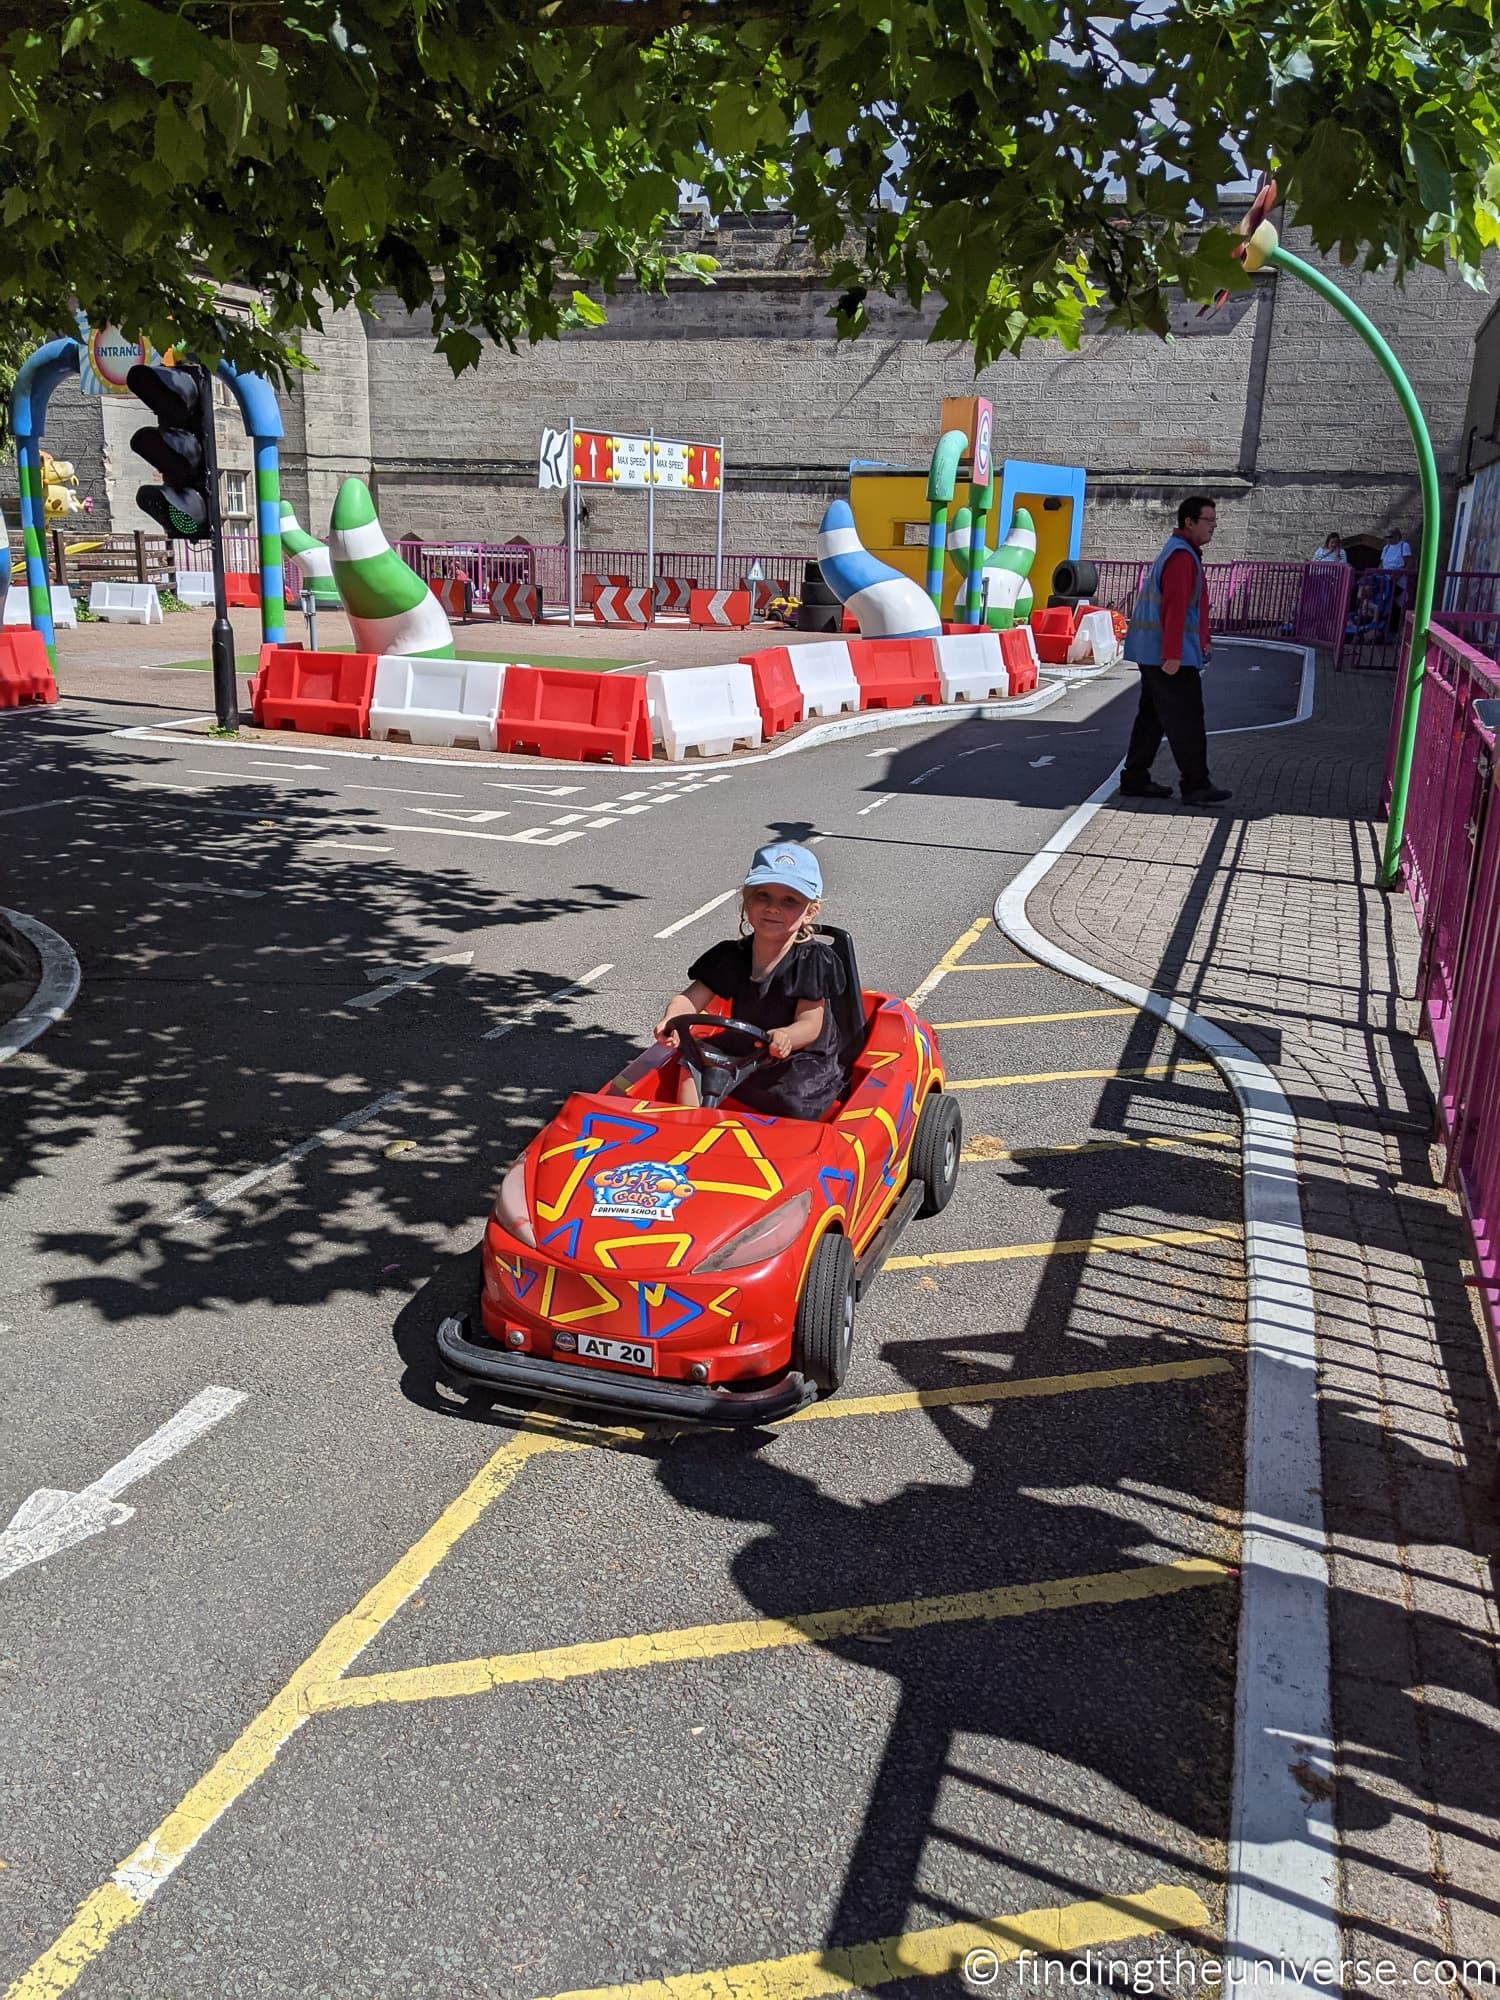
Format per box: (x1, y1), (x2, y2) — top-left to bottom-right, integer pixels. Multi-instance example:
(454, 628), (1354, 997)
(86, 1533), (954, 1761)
(910, 1091), (962, 1215)
(792, 1233), (856, 1398)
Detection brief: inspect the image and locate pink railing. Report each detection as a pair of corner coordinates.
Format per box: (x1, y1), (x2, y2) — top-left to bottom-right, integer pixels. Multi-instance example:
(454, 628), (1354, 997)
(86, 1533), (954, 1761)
(390, 542), (804, 608)
(1388, 622), (1500, 1372)
(1089, 558), (1351, 663)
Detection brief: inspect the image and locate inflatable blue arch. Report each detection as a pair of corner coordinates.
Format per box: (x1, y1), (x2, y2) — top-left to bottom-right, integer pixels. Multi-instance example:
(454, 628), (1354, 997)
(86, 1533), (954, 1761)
(6, 337), (285, 663)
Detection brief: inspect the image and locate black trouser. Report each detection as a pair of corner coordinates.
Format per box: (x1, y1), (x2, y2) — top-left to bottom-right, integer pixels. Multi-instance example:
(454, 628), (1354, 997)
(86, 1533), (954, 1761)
(1122, 662), (1209, 795)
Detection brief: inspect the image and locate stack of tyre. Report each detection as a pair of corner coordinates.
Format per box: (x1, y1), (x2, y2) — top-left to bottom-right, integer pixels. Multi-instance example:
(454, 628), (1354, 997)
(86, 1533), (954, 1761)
(795, 558), (842, 633)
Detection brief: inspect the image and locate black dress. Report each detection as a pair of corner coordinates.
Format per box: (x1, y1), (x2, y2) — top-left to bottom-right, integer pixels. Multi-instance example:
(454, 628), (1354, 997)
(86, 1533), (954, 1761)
(687, 936), (847, 1120)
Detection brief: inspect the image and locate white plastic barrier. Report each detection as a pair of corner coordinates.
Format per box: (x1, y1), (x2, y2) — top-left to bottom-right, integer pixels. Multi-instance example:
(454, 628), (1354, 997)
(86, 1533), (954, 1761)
(369, 655), (506, 749)
(4, 585), (76, 629)
(647, 663), (763, 760)
(88, 581), (162, 625)
(1068, 609), (1121, 667)
(935, 631), (1008, 703)
(174, 571), (216, 607)
(788, 641), (860, 718)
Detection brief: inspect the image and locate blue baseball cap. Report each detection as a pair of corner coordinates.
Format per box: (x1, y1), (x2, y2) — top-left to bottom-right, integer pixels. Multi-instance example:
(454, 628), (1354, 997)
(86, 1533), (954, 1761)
(743, 841), (823, 901)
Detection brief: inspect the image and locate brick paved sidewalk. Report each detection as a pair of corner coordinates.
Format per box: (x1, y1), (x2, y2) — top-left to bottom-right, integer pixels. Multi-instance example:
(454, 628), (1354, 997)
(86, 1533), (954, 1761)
(1026, 660), (1500, 1986)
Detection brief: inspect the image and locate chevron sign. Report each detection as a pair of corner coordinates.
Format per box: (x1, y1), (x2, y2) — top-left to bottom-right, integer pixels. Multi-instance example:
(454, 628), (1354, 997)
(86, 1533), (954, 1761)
(593, 584), (654, 626)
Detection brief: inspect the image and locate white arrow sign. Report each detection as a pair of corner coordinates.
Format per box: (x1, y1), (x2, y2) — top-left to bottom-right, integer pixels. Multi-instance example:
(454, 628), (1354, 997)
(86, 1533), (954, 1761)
(0, 1387), (247, 1586)
(347, 949), (475, 1012)
(1029, 755), (1055, 768)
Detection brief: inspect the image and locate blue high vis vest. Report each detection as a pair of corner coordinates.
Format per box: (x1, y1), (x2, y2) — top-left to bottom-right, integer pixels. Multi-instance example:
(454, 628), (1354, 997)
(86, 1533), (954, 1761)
(1125, 534), (1207, 670)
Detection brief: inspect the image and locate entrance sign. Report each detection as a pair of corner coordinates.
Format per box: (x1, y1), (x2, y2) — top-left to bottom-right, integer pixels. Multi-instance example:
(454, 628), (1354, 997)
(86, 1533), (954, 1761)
(79, 326), (171, 397)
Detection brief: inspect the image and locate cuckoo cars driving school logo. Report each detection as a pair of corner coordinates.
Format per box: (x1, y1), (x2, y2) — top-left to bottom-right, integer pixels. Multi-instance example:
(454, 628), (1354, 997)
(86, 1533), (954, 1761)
(589, 1162), (694, 1225)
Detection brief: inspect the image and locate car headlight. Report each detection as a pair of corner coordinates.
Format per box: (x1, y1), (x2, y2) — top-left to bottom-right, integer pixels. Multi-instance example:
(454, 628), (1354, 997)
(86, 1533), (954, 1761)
(697, 1191), (812, 1273)
(493, 1159), (537, 1248)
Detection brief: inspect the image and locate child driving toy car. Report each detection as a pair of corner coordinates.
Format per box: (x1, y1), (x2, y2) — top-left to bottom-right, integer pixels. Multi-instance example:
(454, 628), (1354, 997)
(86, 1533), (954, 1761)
(654, 842), (847, 1119)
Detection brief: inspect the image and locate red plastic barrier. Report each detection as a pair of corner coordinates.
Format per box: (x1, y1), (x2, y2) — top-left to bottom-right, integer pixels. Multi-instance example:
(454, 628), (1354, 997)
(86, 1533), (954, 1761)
(999, 628), (1039, 696)
(741, 648), (805, 739)
(848, 637), (942, 710)
(253, 647), (376, 737)
(1029, 605), (1076, 664)
(0, 630), (58, 709)
(841, 606), (859, 634)
(593, 584), (654, 626)
(581, 572), (629, 609)
(655, 576), (693, 616)
(688, 587), (752, 629)
(434, 576), (472, 620)
(942, 621), (988, 636)
(495, 667), (653, 765)
(223, 571), (259, 609)
(489, 581), (542, 623)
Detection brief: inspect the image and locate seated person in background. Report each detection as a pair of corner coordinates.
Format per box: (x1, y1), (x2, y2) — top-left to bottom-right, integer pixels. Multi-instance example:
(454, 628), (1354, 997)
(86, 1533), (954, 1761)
(655, 842), (846, 1120)
(1312, 533), (1348, 563)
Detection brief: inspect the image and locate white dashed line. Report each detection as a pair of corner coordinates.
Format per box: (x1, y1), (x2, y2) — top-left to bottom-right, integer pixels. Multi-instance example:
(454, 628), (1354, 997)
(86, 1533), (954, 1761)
(167, 1091), (405, 1225)
(482, 964), (612, 1042)
(654, 888), (737, 940)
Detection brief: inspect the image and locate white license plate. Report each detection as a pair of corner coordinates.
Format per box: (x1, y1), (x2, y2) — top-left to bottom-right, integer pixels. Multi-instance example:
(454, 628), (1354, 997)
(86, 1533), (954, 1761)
(571, 1334), (656, 1373)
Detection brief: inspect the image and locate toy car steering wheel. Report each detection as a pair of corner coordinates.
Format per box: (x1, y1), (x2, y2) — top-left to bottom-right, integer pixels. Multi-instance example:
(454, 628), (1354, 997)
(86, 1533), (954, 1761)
(668, 1015), (774, 1109)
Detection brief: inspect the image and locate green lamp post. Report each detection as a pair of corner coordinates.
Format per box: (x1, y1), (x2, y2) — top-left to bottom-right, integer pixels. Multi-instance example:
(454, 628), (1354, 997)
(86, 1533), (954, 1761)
(1235, 185), (1440, 890)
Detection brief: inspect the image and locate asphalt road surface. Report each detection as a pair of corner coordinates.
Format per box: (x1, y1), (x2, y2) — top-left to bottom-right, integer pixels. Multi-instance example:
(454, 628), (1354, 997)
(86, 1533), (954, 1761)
(0, 647), (1304, 2000)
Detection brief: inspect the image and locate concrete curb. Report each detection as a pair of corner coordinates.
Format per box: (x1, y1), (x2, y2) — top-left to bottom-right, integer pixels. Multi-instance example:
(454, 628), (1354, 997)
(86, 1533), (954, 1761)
(0, 909), (82, 1065)
(994, 642), (1342, 2000)
(108, 675), (1069, 773)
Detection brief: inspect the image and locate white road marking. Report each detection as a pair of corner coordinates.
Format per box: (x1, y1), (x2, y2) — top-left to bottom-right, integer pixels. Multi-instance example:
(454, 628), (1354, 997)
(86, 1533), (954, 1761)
(0, 1386), (248, 1585)
(408, 806), (510, 825)
(155, 881), (266, 900)
(654, 889), (736, 939)
(0, 797), (83, 818)
(908, 765), (944, 787)
(307, 840), (392, 854)
(485, 782), (584, 796)
(250, 760), (328, 771)
(482, 964), (611, 1042)
(345, 950), (474, 1012)
(166, 1090), (406, 1225)
(369, 820), (585, 846)
(995, 642), (1340, 1991)
(858, 795), (894, 816)
(1029, 755), (1056, 768)
(348, 784), (463, 800)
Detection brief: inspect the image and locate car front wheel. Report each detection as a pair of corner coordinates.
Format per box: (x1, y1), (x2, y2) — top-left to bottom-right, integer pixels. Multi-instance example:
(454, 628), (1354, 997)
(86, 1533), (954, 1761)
(792, 1232), (856, 1398)
(910, 1091), (962, 1215)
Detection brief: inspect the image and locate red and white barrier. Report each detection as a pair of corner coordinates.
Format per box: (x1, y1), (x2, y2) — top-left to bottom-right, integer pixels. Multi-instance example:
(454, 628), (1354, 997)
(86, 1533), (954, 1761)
(935, 632), (1010, 704)
(489, 580), (543, 623)
(788, 641), (861, 717)
(655, 575), (693, 616)
(433, 576), (472, 620)
(646, 663), (763, 760)
(594, 584), (654, 627)
(689, 587), (752, 629)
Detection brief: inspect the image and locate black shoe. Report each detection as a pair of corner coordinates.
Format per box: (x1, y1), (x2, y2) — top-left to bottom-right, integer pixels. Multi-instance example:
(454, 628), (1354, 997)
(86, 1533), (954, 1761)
(1181, 784), (1232, 805)
(1119, 780), (1172, 799)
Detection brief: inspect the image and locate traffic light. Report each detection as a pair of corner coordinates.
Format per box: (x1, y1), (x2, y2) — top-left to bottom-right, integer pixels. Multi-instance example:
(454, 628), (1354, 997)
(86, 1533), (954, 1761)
(127, 363), (215, 542)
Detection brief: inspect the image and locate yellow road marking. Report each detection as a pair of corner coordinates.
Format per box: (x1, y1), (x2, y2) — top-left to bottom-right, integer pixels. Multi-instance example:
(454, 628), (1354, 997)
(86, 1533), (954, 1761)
(537, 1883), (1209, 1998)
(308, 1558), (1231, 1714)
(787, 1356), (1232, 1422)
(905, 916), (991, 1008)
(5, 1427), (570, 2000)
(932, 1007), (1137, 1029)
(887, 1224), (1241, 1271)
(949, 1061), (1216, 1090)
(961, 1128), (1238, 1164)
(946, 959), (1037, 971)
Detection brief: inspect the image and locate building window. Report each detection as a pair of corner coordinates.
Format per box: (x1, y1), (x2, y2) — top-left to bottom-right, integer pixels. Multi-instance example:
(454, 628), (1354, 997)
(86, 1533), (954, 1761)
(222, 471), (250, 520)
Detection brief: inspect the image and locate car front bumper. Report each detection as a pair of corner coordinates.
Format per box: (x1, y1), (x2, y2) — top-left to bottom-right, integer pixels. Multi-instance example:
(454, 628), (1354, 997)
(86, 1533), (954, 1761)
(436, 1314), (818, 1426)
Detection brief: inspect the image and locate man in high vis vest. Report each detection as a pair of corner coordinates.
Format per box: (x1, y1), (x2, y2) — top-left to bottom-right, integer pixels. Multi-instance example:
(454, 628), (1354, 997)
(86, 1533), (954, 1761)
(1119, 495), (1231, 806)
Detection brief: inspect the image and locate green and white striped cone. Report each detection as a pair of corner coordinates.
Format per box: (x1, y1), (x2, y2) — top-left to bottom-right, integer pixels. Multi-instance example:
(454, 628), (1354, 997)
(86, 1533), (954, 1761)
(279, 501), (340, 610)
(327, 477), (454, 658)
(978, 507), (1038, 630)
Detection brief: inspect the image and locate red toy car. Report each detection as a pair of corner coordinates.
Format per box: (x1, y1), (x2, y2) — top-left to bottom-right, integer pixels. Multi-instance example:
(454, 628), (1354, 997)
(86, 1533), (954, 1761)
(437, 928), (961, 1423)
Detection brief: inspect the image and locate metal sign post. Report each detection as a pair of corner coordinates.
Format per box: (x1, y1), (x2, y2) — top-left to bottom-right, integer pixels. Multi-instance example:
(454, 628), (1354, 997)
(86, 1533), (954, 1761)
(301, 586), (318, 653)
(715, 436), (726, 589)
(565, 410), (575, 627)
(646, 426), (656, 594)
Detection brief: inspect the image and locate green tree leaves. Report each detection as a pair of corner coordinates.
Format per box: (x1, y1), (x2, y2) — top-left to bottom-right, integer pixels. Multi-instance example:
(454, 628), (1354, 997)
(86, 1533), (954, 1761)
(1, 0), (1496, 384)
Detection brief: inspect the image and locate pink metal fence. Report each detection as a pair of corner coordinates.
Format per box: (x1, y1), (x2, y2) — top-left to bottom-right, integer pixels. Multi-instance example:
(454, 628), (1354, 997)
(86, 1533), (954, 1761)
(1091, 557), (1350, 662)
(1388, 622), (1500, 1378)
(390, 542), (804, 608)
